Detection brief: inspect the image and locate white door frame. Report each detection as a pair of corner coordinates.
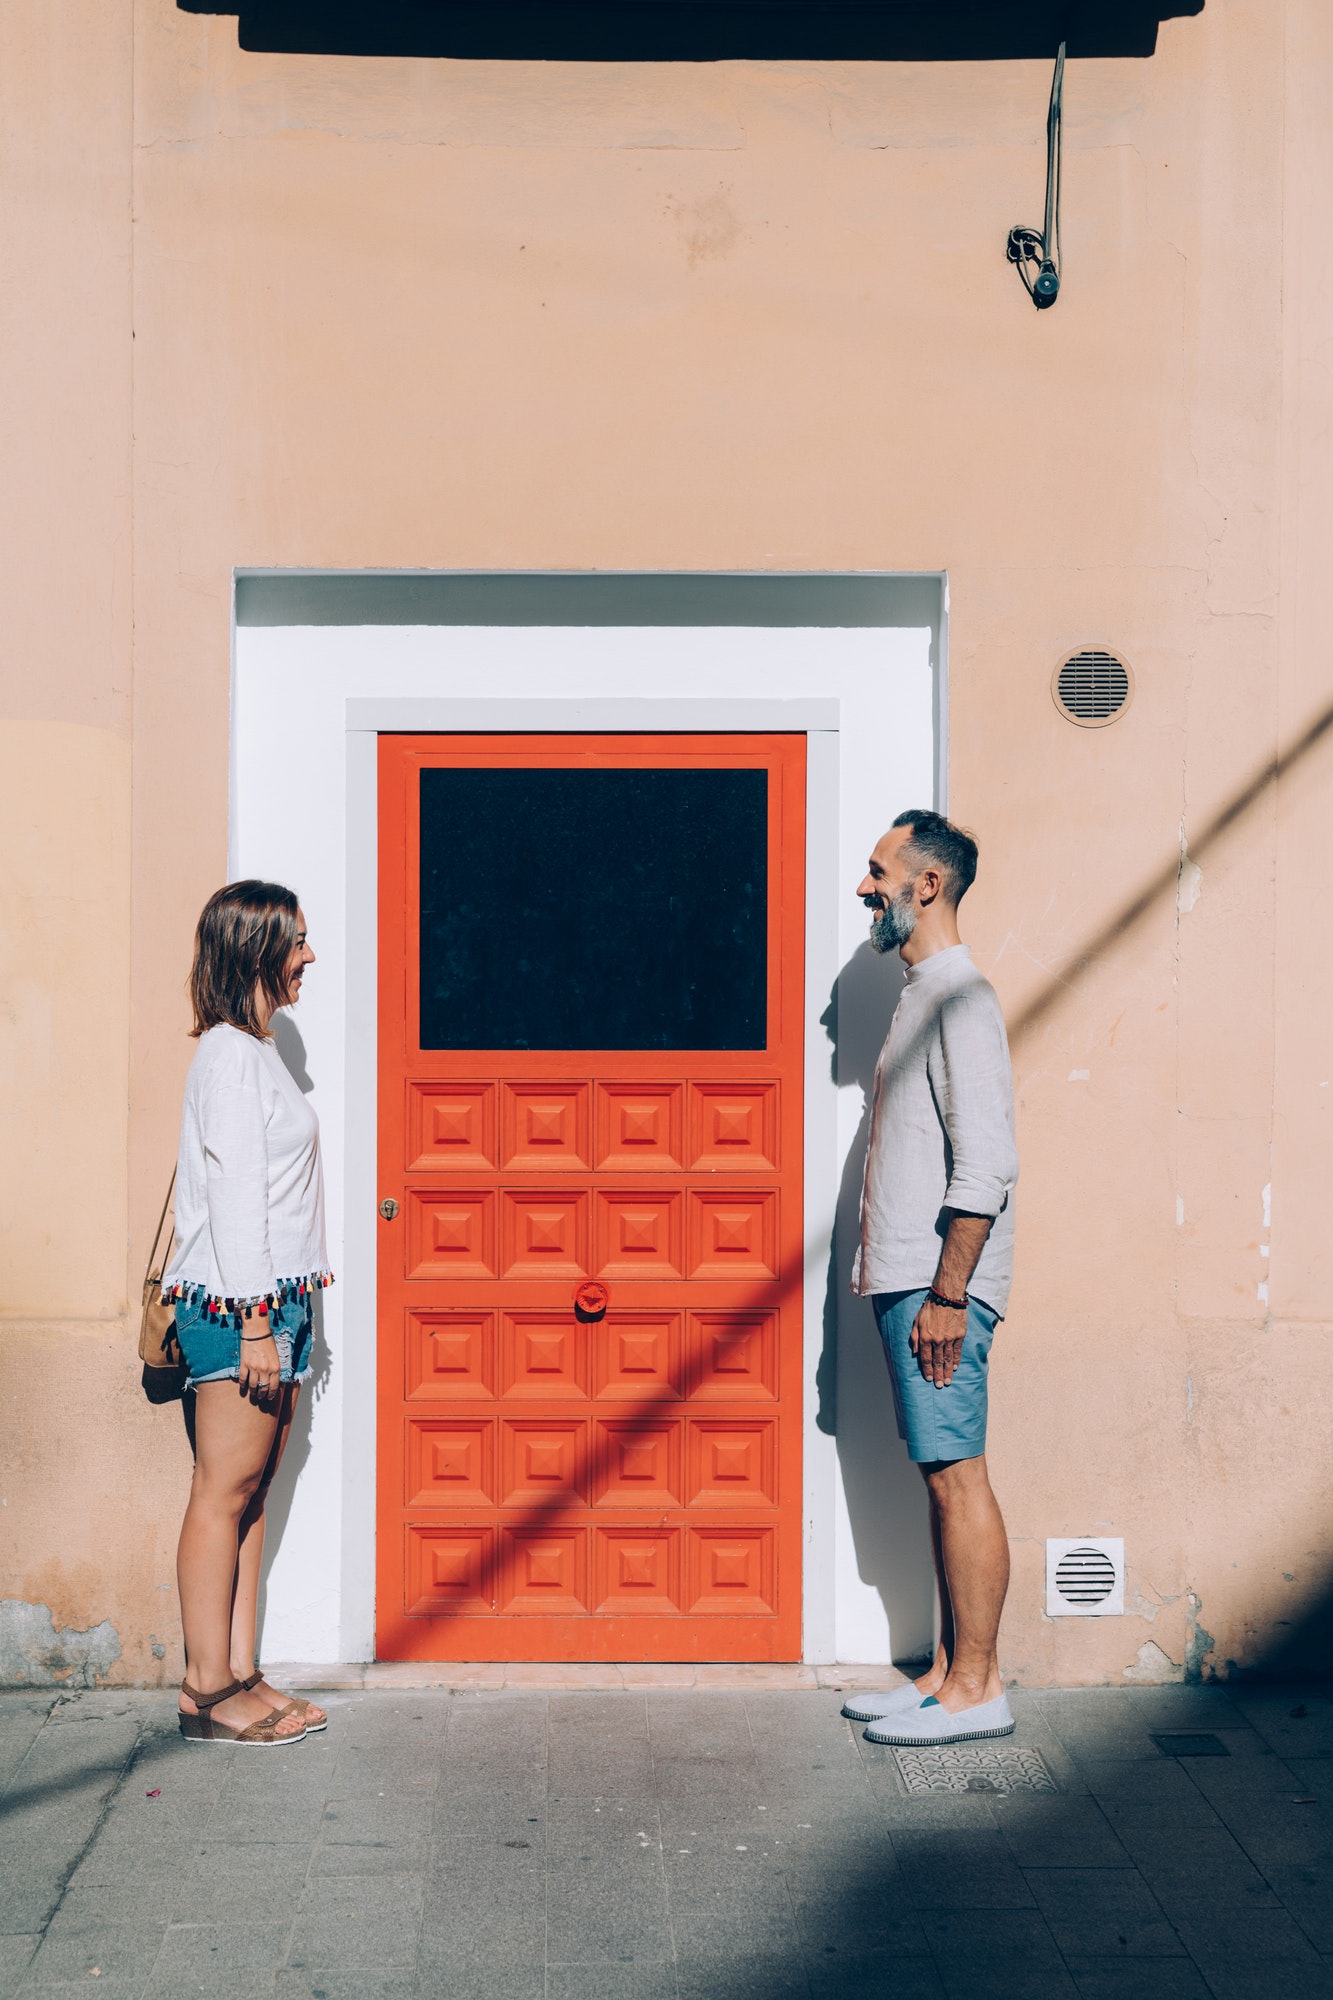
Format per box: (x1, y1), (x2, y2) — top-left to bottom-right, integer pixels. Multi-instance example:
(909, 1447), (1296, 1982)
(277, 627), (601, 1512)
(231, 592), (941, 1665)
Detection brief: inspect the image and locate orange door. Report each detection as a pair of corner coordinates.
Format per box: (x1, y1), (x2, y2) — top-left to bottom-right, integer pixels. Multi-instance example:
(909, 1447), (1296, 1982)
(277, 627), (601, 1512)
(376, 734), (804, 1661)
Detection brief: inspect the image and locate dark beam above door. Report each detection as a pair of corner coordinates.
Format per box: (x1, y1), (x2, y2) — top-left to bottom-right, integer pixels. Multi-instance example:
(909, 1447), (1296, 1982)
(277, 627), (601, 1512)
(179, 0), (1205, 62)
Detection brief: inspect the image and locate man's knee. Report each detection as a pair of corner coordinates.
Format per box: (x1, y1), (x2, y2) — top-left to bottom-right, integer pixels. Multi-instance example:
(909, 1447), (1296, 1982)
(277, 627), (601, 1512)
(921, 1452), (989, 1508)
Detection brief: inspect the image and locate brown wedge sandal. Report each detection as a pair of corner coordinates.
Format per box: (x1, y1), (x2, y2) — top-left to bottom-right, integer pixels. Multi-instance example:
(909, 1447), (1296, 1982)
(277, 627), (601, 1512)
(178, 1678), (308, 1747)
(237, 1668), (327, 1734)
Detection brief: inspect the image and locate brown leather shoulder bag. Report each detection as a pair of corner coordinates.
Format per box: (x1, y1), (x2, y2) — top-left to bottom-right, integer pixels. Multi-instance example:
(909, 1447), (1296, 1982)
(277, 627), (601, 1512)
(139, 1173), (185, 1404)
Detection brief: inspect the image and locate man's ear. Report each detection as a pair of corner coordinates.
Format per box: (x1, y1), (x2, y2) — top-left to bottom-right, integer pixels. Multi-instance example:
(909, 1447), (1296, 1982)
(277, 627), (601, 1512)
(916, 866), (943, 909)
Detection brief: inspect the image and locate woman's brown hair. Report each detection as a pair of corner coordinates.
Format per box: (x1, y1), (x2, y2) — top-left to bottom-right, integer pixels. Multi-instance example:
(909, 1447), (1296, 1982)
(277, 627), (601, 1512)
(189, 880), (300, 1039)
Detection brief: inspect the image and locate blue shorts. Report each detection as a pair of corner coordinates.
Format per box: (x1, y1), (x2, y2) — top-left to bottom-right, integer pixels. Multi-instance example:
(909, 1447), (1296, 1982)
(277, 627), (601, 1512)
(173, 1293), (314, 1393)
(872, 1288), (1001, 1465)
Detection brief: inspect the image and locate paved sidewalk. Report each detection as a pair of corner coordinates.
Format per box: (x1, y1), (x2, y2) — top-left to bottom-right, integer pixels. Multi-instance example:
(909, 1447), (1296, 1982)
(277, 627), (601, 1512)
(1, 1681), (1330, 2000)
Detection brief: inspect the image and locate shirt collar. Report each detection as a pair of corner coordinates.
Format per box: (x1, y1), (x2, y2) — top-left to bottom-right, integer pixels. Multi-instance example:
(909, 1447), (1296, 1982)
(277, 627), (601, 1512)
(902, 943), (972, 986)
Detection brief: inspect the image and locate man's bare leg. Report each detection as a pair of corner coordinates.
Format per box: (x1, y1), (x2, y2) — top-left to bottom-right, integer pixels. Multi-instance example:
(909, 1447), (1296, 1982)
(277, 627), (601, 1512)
(919, 1453), (1008, 1712)
(910, 1495), (953, 1698)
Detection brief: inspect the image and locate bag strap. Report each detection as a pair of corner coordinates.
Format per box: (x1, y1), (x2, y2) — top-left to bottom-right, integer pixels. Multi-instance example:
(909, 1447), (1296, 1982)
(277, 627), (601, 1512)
(146, 1169), (177, 1284)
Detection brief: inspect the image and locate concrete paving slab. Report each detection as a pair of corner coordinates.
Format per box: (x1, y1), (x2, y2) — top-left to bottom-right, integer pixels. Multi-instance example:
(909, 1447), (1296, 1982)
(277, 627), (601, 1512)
(545, 1964), (678, 2000)
(287, 1874), (425, 1969)
(1185, 1965), (1333, 2000)
(140, 1920), (291, 1999)
(1062, 1963), (1213, 2000)
(675, 1963), (813, 2000)
(275, 1971), (416, 2000)
(413, 1939), (545, 1996)
(807, 1959), (945, 2000)
(1022, 1866), (1184, 1957)
(991, 1797), (1131, 1869)
(20, 1923), (165, 1989)
(0, 1853), (89, 1935)
(0, 1937), (39, 2000)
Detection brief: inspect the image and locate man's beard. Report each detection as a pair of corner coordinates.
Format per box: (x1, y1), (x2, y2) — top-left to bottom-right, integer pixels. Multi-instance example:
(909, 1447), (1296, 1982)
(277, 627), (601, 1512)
(869, 884), (917, 954)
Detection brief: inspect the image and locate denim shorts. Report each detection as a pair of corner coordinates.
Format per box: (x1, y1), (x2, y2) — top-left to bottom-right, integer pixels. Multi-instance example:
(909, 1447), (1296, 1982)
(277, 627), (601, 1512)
(173, 1292), (314, 1393)
(872, 1288), (1001, 1465)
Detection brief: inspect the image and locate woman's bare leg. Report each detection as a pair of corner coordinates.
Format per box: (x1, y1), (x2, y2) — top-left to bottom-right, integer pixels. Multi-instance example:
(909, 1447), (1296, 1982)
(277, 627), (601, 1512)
(177, 1381), (304, 1737)
(228, 1386), (327, 1727)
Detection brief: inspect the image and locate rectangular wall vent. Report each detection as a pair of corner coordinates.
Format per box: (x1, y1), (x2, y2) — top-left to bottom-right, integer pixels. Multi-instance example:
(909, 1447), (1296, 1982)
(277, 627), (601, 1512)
(1045, 1537), (1125, 1617)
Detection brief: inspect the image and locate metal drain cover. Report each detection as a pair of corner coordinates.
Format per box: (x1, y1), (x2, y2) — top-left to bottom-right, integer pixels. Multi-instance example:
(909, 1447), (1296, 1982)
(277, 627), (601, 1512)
(1150, 1733), (1229, 1758)
(893, 1746), (1059, 1796)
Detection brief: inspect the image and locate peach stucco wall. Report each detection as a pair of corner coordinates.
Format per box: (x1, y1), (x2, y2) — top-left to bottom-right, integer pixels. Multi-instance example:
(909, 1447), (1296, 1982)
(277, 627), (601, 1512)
(2, 0), (1331, 1683)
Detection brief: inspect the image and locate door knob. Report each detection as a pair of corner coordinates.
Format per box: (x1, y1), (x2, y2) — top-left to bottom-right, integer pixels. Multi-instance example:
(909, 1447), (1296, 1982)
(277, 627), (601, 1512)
(574, 1280), (609, 1320)
(379, 1197), (399, 1221)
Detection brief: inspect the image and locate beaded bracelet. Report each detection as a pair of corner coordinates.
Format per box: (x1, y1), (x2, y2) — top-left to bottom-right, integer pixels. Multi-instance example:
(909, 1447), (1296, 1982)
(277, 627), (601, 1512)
(927, 1286), (969, 1312)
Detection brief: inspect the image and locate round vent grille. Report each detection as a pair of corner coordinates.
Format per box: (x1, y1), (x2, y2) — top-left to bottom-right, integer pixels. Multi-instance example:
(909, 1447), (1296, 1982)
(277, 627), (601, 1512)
(1052, 649), (1133, 728)
(1054, 1546), (1118, 1607)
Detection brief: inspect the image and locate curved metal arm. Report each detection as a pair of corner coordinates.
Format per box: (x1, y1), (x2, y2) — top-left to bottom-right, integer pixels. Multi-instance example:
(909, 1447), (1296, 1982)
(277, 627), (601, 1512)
(1006, 40), (1065, 309)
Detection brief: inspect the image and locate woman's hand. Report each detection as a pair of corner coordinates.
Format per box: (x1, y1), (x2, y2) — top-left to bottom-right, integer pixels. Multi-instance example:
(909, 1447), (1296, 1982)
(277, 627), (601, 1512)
(238, 1332), (281, 1403)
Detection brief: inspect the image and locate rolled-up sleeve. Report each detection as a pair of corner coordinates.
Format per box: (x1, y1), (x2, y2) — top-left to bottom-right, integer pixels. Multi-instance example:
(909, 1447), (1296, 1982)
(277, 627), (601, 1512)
(929, 988), (1019, 1219)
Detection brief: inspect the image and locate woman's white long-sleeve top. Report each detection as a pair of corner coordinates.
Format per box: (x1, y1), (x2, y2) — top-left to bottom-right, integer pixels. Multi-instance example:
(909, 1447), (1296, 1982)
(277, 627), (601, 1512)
(163, 1022), (330, 1309)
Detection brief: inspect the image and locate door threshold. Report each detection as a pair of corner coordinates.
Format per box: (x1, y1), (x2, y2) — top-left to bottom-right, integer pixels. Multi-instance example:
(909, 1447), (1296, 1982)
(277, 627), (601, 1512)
(264, 1660), (912, 1693)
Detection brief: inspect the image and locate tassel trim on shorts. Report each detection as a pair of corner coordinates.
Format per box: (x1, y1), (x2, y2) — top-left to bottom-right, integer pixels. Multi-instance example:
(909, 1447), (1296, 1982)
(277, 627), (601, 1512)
(160, 1271), (334, 1329)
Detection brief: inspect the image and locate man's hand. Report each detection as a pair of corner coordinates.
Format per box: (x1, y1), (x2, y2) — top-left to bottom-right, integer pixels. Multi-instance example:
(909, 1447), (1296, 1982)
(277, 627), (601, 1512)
(912, 1210), (994, 1387)
(910, 1295), (968, 1387)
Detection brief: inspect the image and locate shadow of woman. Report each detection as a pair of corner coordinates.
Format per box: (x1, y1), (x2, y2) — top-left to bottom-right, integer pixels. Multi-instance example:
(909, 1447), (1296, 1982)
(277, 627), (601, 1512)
(818, 940), (936, 1665)
(254, 1015), (331, 1653)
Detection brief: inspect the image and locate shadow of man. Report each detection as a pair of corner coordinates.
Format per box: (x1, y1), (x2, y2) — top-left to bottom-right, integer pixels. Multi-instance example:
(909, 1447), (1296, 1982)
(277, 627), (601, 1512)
(818, 940), (936, 1665)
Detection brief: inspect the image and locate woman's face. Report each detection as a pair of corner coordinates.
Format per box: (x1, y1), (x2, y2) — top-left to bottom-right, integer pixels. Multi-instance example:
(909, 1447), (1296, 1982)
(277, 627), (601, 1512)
(281, 907), (316, 1006)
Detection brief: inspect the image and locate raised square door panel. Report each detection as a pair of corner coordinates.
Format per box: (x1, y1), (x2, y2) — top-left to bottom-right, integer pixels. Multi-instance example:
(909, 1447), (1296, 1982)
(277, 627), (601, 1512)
(594, 1529), (682, 1613)
(500, 1420), (587, 1508)
(688, 1420), (777, 1507)
(501, 1084), (591, 1169)
(405, 1419), (494, 1507)
(593, 1420), (682, 1508)
(499, 1529), (589, 1613)
(591, 1313), (683, 1401)
(501, 1192), (589, 1277)
(689, 1084), (779, 1170)
(688, 1191), (778, 1280)
(688, 1528), (777, 1614)
(501, 1314), (588, 1400)
(407, 1191), (496, 1279)
(378, 732), (805, 1661)
(688, 1313), (777, 1402)
(595, 1084), (684, 1170)
(596, 1192), (683, 1278)
(406, 1083), (497, 1170)
(405, 1527), (493, 1615)
(405, 1312), (494, 1402)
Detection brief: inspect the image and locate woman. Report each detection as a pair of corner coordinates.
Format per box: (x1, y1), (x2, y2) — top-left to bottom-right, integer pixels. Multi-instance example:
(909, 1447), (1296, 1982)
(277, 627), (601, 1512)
(163, 881), (333, 1745)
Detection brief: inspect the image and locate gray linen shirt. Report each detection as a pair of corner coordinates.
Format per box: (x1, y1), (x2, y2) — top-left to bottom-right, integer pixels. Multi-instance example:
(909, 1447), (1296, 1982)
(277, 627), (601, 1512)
(852, 944), (1019, 1315)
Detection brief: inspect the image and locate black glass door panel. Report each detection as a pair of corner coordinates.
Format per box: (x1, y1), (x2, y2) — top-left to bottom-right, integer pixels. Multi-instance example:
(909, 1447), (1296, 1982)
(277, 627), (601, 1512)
(418, 766), (768, 1050)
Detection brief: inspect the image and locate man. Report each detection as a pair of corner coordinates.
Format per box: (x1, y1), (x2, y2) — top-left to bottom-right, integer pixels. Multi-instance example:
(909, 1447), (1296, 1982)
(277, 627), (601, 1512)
(842, 809), (1019, 1746)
